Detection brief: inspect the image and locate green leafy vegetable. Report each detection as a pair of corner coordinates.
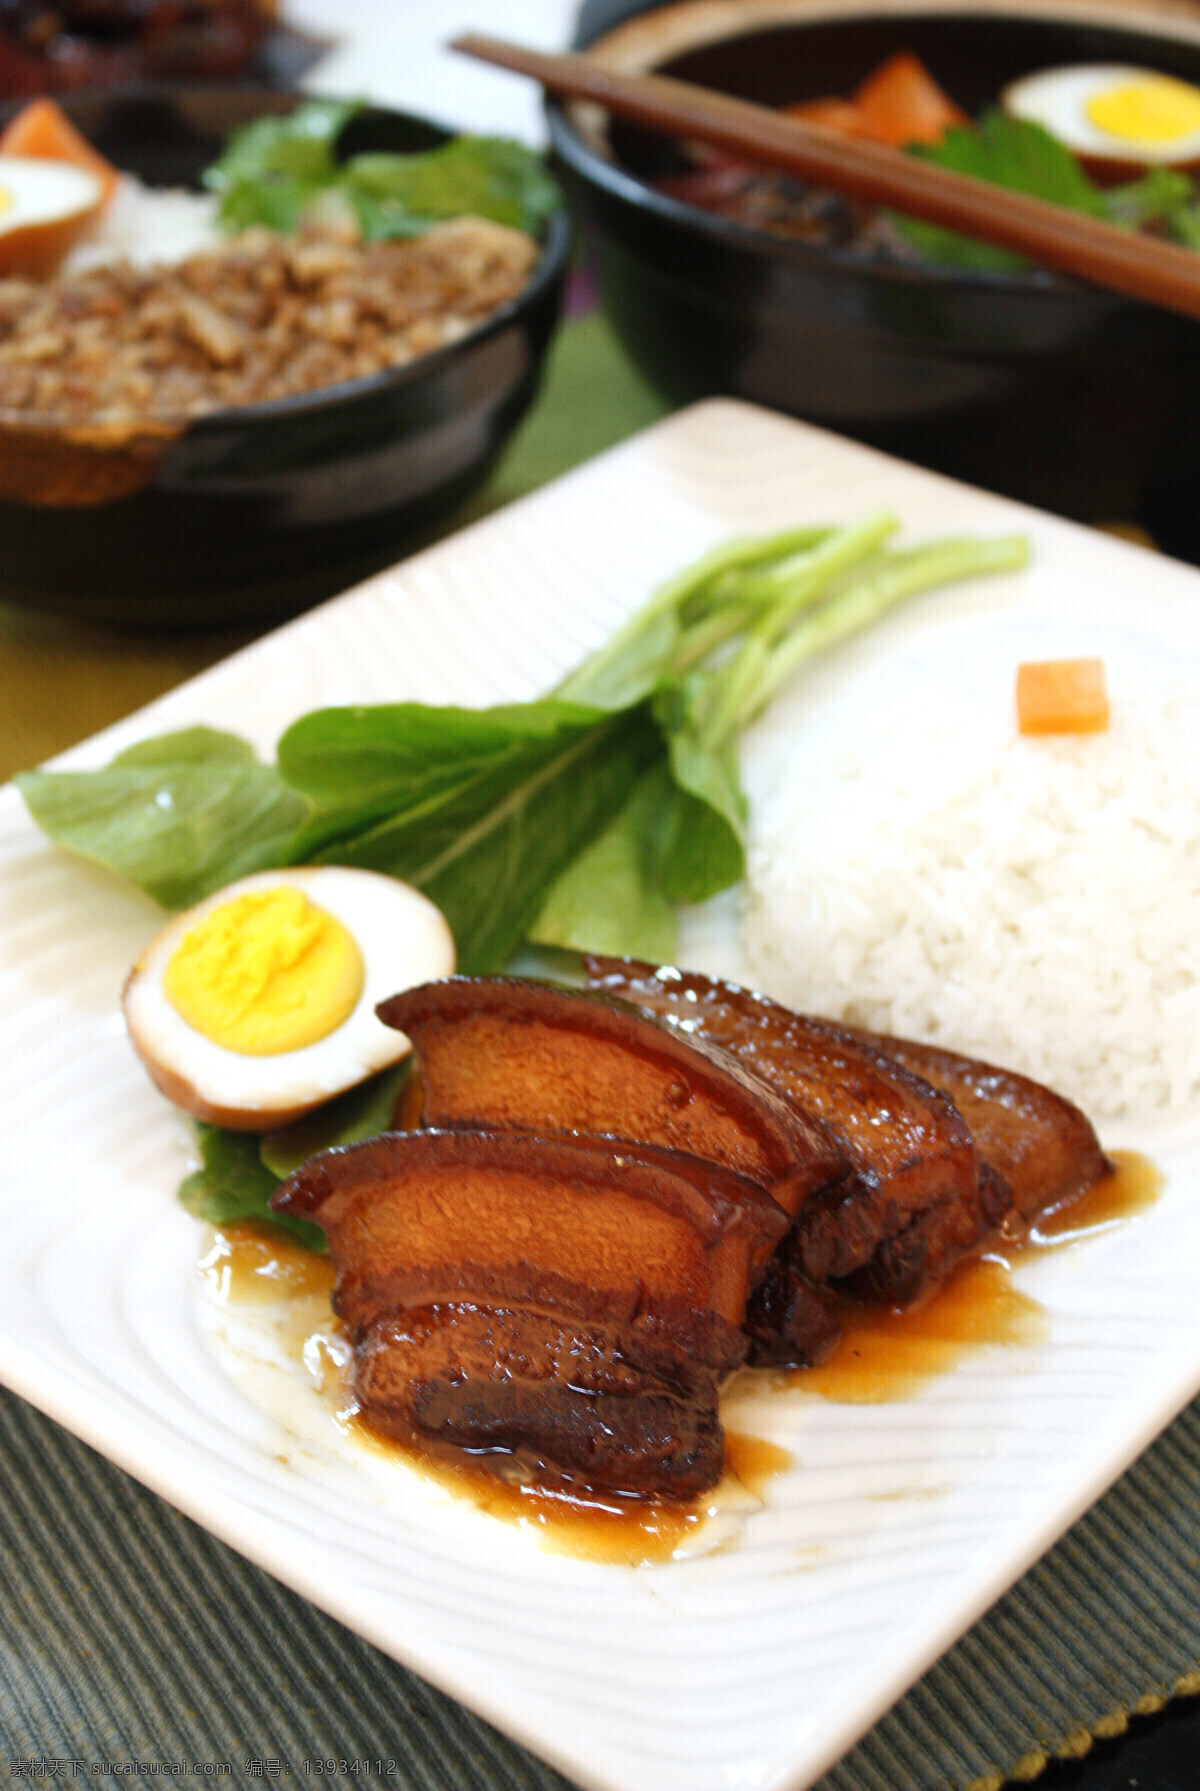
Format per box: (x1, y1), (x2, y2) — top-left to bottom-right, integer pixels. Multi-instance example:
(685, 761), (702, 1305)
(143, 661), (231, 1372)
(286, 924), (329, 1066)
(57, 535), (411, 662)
(179, 1124), (325, 1250)
(529, 763), (680, 962)
(202, 98), (361, 234)
(180, 1061), (410, 1251)
(339, 137), (562, 238)
(900, 109), (1200, 269)
(277, 700), (662, 974)
(19, 518), (1028, 969)
(204, 99), (560, 241)
(15, 727), (306, 911)
(258, 1061), (411, 1179)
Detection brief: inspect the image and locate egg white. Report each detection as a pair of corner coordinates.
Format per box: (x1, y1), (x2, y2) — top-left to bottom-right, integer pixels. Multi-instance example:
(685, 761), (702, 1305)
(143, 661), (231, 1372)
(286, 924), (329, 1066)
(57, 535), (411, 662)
(123, 866), (455, 1130)
(0, 154), (104, 272)
(1001, 64), (1200, 166)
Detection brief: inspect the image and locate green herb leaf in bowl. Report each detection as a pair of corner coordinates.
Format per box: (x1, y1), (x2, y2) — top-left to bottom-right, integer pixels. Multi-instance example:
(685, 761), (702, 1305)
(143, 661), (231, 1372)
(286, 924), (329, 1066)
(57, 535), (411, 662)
(900, 109), (1200, 269)
(341, 136), (563, 239)
(204, 99), (561, 241)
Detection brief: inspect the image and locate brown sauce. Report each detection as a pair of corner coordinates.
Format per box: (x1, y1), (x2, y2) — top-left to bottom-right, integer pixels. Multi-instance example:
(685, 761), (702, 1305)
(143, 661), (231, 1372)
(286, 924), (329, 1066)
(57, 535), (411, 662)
(723, 1431), (795, 1495)
(794, 1256), (1048, 1404)
(199, 1222), (335, 1305)
(337, 1424), (794, 1565)
(346, 1413), (703, 1565)
(1026, 1148), (1162, 1246)
(793, 1149), (1158, 1404)
(205, 1150), (1159, 1553)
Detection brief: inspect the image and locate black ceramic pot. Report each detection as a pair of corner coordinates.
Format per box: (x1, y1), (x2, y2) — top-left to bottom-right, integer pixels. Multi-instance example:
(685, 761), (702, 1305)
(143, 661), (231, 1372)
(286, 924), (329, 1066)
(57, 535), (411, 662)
(552, 1), (1200, 557)
(0, 87), (570, 628)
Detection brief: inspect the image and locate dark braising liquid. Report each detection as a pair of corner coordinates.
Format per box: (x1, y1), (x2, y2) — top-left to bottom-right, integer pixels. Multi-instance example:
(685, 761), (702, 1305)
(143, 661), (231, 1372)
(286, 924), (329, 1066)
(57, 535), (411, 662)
(348, 1412), (704, 1564)
(209, 1150), (1158, 1558)
(1027, 1148), (1162, 1246)
(797, 1150), (1158, 1404)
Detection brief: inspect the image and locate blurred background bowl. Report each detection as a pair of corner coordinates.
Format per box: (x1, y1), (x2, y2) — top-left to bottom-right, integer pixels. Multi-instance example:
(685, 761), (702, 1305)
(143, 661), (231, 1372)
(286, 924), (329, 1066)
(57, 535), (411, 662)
(552, 0), (1200, 559)
(0, 0), (331, 96)
(0, 86), (570, 629)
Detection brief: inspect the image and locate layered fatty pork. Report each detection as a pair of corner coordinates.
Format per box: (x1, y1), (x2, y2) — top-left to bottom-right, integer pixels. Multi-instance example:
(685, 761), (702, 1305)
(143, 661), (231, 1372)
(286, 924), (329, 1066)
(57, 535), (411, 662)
(582, 958), (1111, 1305)
(274, 1126), (788, 1498)
(273, 965), (1112, 1504)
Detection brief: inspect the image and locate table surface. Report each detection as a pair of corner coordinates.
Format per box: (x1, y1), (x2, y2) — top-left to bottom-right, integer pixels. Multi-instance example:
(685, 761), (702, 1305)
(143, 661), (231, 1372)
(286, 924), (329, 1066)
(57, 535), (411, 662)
(4, 8), (1200, 1790)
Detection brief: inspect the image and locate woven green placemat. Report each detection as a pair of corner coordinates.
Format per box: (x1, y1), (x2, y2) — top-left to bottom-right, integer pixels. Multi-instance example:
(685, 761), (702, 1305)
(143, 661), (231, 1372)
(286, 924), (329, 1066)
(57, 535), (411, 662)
(1, 1377), (1199, 1791)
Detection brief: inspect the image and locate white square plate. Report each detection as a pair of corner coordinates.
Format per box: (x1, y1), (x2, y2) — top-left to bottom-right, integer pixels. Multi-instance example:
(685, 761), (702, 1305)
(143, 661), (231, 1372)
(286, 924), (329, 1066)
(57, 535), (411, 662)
(3, 400), (1199, 1791)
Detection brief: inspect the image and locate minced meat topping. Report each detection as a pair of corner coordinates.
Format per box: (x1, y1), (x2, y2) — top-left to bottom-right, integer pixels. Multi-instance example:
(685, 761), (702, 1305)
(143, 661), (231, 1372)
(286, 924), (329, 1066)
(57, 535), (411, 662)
(0, 215), (541, 424)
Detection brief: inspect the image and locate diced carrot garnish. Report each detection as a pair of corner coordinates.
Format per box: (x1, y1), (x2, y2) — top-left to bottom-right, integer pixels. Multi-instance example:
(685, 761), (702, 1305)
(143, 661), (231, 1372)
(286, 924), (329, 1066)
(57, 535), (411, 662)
(850, 51), (971, 147)
(1016, 658), (1110, 735)
(0, 97), (120, 202)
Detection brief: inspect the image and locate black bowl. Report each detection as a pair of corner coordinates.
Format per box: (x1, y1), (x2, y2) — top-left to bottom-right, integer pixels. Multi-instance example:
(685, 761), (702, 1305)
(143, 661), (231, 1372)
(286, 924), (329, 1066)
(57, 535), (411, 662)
(551, 0), (1200, 556)
(0, 87), (570, 628)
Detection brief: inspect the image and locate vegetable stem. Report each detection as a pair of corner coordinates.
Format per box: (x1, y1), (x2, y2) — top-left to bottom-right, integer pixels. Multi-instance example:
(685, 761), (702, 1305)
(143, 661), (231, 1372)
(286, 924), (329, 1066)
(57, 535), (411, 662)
(693, 510), (900, 748)
(735, 532), (1029, 732)
(550, 524), (834, 709)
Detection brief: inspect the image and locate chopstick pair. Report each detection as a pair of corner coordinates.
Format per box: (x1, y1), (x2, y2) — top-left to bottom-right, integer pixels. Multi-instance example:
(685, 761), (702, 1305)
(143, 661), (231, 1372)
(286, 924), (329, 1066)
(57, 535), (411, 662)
(453, 30), (1200, 322)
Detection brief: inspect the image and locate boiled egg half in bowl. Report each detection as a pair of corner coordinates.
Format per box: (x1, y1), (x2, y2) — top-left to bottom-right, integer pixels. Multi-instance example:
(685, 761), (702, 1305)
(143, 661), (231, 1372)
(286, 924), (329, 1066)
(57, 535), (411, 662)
(0, 154), (105, 276)
(1002, 64), (1200, 176)
(123, 866), (455, 1131)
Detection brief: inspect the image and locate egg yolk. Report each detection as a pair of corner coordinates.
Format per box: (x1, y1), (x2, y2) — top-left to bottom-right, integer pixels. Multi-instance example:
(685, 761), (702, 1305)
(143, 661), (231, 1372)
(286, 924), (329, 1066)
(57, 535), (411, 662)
(1086, 76), (1200, 144)
(162, 886), (364, 1055)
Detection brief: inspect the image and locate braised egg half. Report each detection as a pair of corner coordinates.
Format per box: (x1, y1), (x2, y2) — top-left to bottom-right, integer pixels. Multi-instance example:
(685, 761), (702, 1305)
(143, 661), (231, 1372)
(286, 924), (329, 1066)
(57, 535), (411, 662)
(0, 154), (105, 276)
(1002, 64), (1200, 174)
(123, 867), (455, 1131)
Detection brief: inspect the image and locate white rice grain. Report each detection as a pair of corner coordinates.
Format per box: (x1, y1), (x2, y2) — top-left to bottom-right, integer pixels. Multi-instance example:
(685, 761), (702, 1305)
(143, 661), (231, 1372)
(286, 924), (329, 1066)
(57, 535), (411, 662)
(742, 649), (1200, 1121)
(63, 174), (220, 274)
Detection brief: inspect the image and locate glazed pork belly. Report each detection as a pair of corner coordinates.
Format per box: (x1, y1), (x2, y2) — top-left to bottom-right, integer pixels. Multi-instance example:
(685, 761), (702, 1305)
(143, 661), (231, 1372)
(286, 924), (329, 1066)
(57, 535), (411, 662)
(844, 1028), (1113, 1227)
(582, 957), (1111, 1307)
(377, 976), (847, 1222)
(274, 967), (1112, 1501)
(580, 957), (1001, 1297)
(378, 973), (852, 1366)
(273, 1127), (789, 1498)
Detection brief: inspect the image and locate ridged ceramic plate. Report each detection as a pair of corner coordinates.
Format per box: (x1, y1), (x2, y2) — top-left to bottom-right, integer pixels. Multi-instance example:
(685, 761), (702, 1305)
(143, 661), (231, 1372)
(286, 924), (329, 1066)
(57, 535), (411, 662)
(3, 400), (1199, 1791)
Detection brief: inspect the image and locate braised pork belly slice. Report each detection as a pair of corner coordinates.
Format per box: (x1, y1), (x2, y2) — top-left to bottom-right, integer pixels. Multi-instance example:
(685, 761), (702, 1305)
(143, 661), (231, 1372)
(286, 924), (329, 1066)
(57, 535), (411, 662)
(742, 1253), (843, 1367)
(377, 976), (846, 1222)
(837, 1161), (1014, 1306)
(843, 1029), (1112, 1228)
(580, 958), (990, 1289)
(273, 1128), (788, 1499)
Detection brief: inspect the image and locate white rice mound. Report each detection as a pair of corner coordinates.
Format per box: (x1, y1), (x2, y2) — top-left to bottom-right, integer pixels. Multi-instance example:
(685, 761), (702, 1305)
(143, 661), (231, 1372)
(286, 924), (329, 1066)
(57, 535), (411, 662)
(62, 174), (220, 274)
(742, 643), (1200, 1122)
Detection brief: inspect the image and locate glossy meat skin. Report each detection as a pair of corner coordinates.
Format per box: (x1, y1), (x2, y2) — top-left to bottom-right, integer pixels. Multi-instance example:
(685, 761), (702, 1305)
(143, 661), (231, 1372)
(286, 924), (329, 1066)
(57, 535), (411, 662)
(274, 1127), (787, 1498)
(581, 957), (1111, 1314)
(580, 956), (992, 1287)
(378, 975), (846, 1221)
(845, 1028), (1113, 1225)
(838, 1160), (1014, 1306)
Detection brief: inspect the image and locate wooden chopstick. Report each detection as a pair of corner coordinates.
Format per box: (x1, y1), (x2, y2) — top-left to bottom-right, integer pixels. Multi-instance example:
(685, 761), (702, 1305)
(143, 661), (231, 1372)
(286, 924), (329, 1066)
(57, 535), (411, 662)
(452, 30), (1200, 321)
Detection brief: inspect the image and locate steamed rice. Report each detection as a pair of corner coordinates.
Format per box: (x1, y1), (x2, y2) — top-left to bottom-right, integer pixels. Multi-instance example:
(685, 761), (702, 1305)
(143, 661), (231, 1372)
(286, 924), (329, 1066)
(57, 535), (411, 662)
(62, 175), (221, 274)
(742, 646), (1200, 1122)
